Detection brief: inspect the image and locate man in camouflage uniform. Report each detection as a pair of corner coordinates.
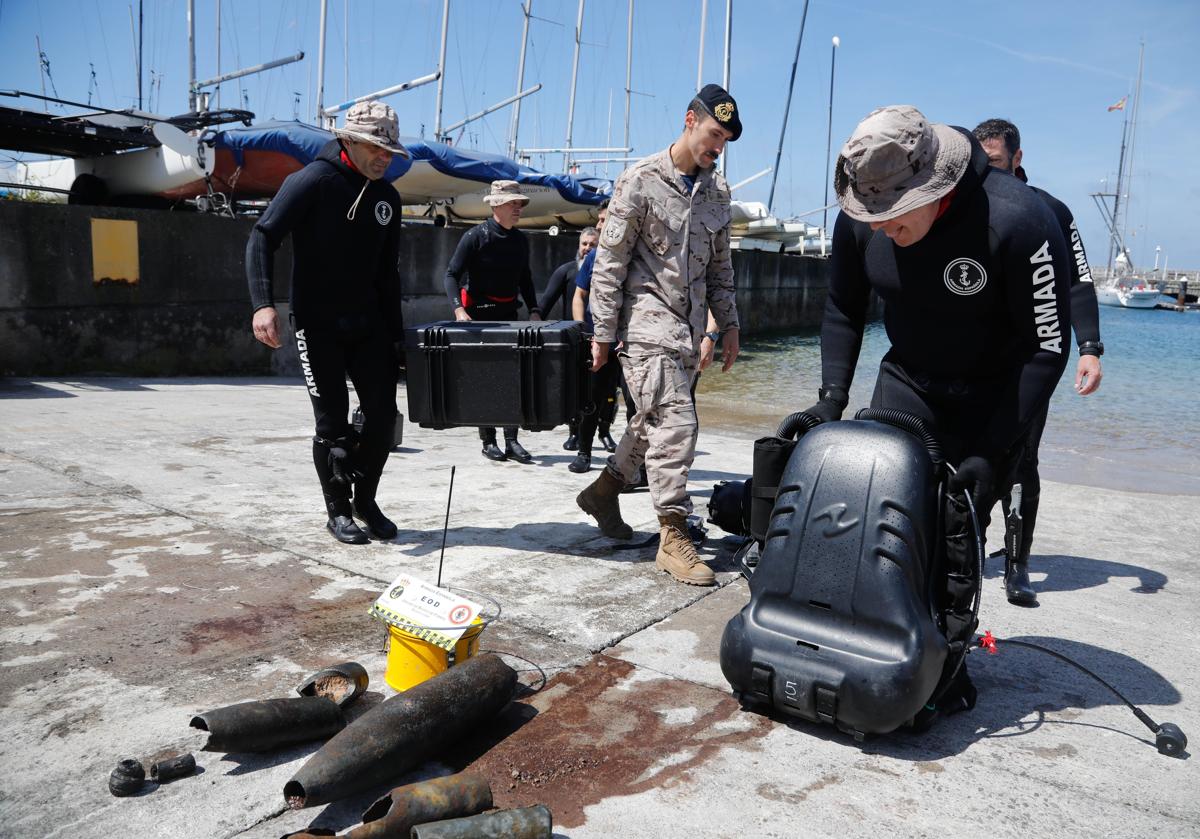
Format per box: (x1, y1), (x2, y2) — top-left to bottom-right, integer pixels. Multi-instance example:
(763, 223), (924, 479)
(576, 84), (742, 586)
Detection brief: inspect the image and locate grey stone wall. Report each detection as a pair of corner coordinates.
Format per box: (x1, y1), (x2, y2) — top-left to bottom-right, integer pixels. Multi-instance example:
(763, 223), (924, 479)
(0, 201), (841, 376)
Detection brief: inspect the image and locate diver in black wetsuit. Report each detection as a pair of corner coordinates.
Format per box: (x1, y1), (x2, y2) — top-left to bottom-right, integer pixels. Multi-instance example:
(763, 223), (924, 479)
(807, 105), (1071, 721)
(443, 180), (543, 463)
(974, 118), (1104, 607)
(246, 101), (407, 545)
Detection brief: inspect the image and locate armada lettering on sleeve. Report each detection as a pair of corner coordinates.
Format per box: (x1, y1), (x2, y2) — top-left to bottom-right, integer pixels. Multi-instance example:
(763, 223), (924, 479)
(1069, 222), (1093, 283)
(1028, 240), (1062, 354)
(296, 329), (321, 396)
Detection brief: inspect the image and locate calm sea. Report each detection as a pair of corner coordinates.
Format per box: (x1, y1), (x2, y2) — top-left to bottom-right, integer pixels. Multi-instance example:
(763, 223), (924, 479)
(695, 300), (1199, 496)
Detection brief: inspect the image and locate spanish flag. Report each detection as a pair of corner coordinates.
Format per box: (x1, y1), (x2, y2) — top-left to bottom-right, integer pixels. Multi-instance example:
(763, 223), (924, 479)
(1108, 96), (1128, 112)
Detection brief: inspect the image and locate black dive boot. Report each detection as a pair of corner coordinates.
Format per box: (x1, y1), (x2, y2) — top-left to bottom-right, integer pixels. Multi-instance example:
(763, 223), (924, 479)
(562, 418), (579, 451)
(1002, 490), (1039, 606)
(353, 451), (397, 541)
(597, 421), (617, 453)
(504, 430), (533, 464)
(327, 501), (369, 544)
(480, 428), (506, 461)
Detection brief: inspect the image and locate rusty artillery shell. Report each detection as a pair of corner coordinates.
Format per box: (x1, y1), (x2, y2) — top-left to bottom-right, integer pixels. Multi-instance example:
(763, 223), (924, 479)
(410, 805), (553, 839)
(343, 773), (492, 839)
(191, 696), (345, 753)
(295, 661), (370, 708)
(108, 758), (146, 797)
(150, 752), (196, 783)
(284, 654), (516, 809)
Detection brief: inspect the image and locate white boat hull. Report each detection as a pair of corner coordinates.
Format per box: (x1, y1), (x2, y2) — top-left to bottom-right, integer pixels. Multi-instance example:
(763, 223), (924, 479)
(1097, 285), (1160, 308)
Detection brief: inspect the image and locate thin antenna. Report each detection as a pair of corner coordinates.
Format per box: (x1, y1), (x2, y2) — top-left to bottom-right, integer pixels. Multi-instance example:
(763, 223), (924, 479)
(436, 465), (457, 588)
(767, 0), (809, 213)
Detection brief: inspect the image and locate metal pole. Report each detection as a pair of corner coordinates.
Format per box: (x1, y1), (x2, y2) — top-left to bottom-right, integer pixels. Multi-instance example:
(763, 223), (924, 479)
(822, 36), (839, 235)
(624, 0), (633, 163)
(322, 72), (441, 116)
(696, 0), (707, 92)
(767, 0), (809, 214)
(564, 0), (586, 173)
(215, 0), (221, 109)
(36, 36), (48, 110)
(316, 0), (328, 123)
(344, 0), (349, 99)
(187, 0), (195, 111)
(195, 51), (305, 90)
(720, 0), (731, 175)
(434, 0), (450, 139)
(440, 84), (542, 138)
(507, 0), (532, 159)
(139, 0), (144, 110)
(1121, 40), (1145, 268)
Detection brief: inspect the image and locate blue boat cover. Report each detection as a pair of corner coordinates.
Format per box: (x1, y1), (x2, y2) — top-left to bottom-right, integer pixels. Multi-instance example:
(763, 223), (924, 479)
(210, 120), (608, 206)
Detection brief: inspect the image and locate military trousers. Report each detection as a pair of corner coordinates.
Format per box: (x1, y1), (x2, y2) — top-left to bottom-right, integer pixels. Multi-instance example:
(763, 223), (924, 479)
(605, 344), (698, 517)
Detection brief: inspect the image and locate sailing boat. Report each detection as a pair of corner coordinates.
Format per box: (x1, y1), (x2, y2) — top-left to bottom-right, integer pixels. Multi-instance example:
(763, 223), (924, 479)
(1092, 42), (1161, 309)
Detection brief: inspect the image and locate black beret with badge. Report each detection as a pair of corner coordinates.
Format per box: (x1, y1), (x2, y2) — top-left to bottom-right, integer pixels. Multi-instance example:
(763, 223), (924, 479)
(693, 83), (742, 142)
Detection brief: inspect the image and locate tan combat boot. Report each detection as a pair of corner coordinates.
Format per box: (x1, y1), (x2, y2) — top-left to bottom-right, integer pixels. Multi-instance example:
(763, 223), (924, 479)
(656, 513), (715, 586)
(577, 468), (634, 540)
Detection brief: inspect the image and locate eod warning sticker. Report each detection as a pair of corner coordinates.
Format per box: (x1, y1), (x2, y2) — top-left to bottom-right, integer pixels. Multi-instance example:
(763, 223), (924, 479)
(369, 573), (484, 651)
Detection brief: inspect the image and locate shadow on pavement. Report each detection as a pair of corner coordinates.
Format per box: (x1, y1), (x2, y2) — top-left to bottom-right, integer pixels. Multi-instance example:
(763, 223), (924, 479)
(984, 553), (1168, 595)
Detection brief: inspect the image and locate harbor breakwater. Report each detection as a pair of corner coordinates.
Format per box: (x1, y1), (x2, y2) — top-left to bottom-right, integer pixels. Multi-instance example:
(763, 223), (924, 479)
(0, 201), (846, 376)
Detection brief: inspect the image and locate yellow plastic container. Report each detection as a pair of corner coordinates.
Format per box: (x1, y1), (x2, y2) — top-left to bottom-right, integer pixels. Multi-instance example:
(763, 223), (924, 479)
(384, 619), (485, 692)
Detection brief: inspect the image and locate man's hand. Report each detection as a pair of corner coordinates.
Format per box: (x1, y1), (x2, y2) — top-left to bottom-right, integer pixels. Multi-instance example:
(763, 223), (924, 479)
(591, 339), (610, 372)
(252, 306), (283, 349)
(699, 335), (716, 371)
(719, 328), (740, 372)
(454, 306), (472, 322)
(1075, 355), (1102, 396)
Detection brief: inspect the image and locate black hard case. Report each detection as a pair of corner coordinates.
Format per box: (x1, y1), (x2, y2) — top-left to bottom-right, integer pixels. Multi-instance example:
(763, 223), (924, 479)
(405, 320), (586, 431)
(720, 420), (947, 739)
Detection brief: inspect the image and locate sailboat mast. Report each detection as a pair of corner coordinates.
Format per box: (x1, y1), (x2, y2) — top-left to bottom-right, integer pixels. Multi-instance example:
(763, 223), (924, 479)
(215, 0), (221, 109)
(767, 0), (809, 214)
(624, 0), (633, 161)
(434, 0), (450, 140)
(564, 0), (586, 172)
(1107, 116), (1129, 272)
(187, 0), (196, 111)
(1121, 40), (1145, 268)
(720, 0), (731, 175)
(696, 0), (707, 92)
(316, 0), (328, 123)
(508, 0), (532, 160)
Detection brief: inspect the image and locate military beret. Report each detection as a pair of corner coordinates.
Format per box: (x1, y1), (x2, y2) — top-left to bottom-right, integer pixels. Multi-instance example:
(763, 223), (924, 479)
(693, 83), (742, 141)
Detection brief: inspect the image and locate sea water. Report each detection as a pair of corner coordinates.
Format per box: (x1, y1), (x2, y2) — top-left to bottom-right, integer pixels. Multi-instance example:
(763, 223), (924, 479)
(695, 303), (1199, 495)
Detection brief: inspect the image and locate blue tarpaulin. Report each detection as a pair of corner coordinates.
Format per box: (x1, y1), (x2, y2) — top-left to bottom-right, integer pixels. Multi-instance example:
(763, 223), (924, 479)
(210, 120), (608, 205)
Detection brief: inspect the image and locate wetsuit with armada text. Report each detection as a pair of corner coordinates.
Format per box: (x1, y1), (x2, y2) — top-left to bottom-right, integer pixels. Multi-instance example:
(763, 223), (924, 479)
(246, 139), (403, 521)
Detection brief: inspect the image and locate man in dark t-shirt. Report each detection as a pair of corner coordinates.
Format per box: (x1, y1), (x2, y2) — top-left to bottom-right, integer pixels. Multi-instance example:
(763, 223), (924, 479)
(246, 101), (407, 545)
(443, 180), (543, 463)
(973, 117), (1104, 606)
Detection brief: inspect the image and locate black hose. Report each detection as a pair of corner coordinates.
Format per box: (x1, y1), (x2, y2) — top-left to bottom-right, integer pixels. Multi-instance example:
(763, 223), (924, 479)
(854, 408), (944, 465)
(775, 411), (822, 440)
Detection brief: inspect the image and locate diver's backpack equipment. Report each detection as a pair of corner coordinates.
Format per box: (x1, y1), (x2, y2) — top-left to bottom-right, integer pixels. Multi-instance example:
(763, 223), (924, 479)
(405, 321), (587, 432)
(720, 409), (969, 739)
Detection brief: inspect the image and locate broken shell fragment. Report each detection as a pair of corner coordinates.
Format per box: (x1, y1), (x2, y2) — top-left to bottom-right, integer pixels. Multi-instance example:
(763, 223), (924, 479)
(191, 696), (345, 753)
(108, 758), (146, 797)
(150, 752), (197, 783)
(410, 805), (553, 839)
(345, 773), (492, 839)
(295, 661), (369, 708)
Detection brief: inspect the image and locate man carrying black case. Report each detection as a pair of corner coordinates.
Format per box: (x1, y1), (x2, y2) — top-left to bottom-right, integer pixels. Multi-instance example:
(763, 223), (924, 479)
(246, 101), (407, 545)
(443, 180), (543, 464)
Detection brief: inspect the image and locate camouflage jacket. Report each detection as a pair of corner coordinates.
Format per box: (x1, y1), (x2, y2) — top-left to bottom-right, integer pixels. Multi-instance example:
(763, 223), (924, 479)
(589, 147), (739, 353)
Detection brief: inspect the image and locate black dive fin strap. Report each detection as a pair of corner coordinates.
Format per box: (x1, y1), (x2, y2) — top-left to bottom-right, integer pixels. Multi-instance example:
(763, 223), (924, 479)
(313, 435), (363, 487)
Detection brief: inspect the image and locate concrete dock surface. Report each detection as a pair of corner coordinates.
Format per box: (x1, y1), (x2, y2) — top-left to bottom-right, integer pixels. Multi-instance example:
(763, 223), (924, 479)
(0, 377), (1195, 838)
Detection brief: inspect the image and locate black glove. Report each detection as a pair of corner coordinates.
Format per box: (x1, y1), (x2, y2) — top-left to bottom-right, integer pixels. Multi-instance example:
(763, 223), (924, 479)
(327, 437), (363, 489)
(803, 385), (849, 424)
(948, 455), (994, 503)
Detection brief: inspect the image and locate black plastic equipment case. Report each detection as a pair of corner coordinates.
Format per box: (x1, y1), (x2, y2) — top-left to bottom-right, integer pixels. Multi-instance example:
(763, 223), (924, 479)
(405, 320), (586, 431)
(720, 419), (947, 739)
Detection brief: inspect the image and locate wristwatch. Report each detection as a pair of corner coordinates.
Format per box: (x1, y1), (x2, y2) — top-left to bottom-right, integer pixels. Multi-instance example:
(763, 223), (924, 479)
(1078, 340), (1104, 357)
(704, 330), (721, 342)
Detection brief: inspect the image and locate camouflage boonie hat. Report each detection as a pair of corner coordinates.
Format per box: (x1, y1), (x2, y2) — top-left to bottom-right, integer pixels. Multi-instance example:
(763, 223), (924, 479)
(333, 101), (409, 158)
(834, 105), (970, 222)
(482, 180), (530, 207)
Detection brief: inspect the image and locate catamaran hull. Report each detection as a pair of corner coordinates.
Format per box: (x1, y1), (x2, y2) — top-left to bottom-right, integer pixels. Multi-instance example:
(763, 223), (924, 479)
(1097, 286), (1161, 308)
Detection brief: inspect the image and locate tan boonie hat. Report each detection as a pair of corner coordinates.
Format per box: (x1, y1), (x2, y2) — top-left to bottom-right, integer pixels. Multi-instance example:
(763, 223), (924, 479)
(834, 105), (970, 222)
(332, 101), (410, 158)
(482, 180), (530, 207)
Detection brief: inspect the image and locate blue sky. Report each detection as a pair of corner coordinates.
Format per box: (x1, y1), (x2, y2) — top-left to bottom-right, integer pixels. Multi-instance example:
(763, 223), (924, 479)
(2, 0), (1198, 268)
